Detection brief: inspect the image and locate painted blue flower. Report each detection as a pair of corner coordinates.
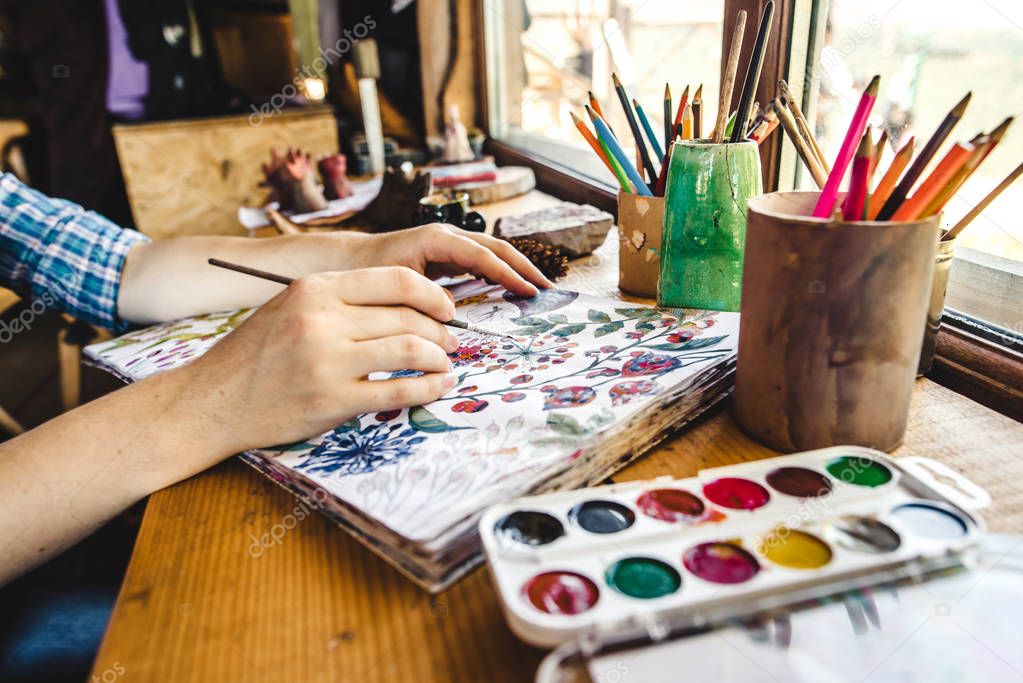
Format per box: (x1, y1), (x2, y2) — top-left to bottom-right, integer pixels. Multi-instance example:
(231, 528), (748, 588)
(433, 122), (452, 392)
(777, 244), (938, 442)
(297, 423), (427, 476)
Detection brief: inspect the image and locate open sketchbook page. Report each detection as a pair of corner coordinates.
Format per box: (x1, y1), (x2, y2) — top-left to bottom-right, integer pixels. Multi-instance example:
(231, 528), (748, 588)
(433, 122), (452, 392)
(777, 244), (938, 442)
(85, 282), (739, 545)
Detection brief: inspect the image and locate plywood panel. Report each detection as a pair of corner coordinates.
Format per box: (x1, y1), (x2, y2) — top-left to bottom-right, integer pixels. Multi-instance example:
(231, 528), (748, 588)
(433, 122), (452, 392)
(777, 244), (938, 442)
(112, 108), (338, 239)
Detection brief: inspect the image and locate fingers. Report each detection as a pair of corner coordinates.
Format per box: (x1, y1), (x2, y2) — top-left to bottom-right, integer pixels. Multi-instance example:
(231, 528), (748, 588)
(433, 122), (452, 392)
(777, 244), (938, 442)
(461, 231), (554, 290)
(353, 372), (458, 413)
(319, 267), (456, 321)
(421, 227), (546, 296)
(342, 306), (459, 352)
(356, 334), (453, 374)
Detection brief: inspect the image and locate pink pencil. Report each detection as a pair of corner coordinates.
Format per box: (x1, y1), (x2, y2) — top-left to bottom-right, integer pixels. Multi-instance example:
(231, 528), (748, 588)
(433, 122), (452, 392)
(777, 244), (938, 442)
(813, 75), (880, 218)
(843, 131), (872, 220)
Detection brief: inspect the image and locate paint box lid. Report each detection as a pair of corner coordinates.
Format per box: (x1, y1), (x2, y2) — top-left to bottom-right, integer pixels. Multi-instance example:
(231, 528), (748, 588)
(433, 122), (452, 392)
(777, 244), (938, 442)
(538, 533), (1023, 683)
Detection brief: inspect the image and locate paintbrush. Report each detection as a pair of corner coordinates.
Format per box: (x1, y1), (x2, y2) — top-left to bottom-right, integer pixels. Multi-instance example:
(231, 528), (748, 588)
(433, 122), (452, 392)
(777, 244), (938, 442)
(730, 0), (775, 143)
(944, 161), (1023, 241)
(713, 10), (747, 143)
(778, 79), (829, 173)
(775, 95), (827, 188)
(207, 258), (515, 339)
(875, 92), (972, 220)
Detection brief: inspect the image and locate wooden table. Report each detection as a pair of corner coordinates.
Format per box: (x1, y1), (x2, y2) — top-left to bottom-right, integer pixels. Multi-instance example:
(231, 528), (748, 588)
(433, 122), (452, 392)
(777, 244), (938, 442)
(92, 194), (1023, 683)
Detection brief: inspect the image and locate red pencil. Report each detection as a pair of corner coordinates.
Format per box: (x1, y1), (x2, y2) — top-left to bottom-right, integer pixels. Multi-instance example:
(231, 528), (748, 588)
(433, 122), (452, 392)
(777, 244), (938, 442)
(844, 131), (872, 220)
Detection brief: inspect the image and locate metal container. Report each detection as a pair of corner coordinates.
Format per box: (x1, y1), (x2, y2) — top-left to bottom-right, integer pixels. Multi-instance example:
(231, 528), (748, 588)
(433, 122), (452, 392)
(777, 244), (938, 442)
(918, 235), (955, 376)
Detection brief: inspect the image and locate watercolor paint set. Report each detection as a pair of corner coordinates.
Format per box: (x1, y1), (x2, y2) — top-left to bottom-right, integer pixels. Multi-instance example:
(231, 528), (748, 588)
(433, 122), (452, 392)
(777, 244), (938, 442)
(479, 446), (990, 648)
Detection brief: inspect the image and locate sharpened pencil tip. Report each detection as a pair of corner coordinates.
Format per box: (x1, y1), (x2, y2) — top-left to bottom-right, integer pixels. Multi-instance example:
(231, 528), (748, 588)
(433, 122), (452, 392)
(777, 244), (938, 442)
(989, 116), (1014, 141)
(681, 84), (690, 98)
(612, 72), (622, 87)
(584, 104), (598, 123)
(694, 83), (703, 100)
(952, 91), (972, 116)
(865, 75), (880, 97)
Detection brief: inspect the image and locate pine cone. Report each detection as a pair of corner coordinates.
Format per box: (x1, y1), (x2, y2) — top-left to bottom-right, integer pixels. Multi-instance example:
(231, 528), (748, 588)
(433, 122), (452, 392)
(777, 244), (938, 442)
(507, 237), (569, 281)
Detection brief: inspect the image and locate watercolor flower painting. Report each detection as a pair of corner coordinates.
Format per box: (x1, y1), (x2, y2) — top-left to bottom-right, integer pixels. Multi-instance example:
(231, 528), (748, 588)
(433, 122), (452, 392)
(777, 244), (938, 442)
(85, 280), (740, 588)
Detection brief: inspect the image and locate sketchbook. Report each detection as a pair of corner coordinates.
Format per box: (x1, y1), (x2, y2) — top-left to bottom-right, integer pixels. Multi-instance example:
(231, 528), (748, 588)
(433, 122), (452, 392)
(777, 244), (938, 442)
(84, 280), (739, 592)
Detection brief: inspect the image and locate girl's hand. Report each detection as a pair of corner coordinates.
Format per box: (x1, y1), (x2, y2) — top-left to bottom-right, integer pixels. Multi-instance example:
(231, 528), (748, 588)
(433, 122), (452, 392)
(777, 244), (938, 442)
(341, 224), (553, 296)
(181, 266), (461, 453)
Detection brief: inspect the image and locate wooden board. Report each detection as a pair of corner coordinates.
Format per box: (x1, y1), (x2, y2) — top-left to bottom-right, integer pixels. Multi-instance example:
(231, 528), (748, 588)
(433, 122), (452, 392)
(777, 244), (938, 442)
(112, 108), (338, 239)
(91, 191), (1023, 683)
(455, 165), (535, 205)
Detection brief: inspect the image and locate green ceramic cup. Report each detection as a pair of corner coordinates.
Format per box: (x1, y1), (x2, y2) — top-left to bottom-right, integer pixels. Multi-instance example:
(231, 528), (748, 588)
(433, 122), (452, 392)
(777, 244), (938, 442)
(657, 140), (763, 311)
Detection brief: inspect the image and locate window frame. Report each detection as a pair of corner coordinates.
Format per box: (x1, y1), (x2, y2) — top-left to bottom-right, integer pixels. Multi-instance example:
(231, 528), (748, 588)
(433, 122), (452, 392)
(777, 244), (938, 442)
(469, 0), (1023, 418)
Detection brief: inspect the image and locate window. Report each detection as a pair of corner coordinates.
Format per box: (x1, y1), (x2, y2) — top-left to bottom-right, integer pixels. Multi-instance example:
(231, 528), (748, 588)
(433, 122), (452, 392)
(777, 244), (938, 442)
(484, 0), (724, 188)
(797, 0), (1023, 336)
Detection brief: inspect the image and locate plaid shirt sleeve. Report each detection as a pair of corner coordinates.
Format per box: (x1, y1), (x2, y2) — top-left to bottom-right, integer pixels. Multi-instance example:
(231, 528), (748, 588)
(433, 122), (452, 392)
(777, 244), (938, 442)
(0, 173), (150, 332)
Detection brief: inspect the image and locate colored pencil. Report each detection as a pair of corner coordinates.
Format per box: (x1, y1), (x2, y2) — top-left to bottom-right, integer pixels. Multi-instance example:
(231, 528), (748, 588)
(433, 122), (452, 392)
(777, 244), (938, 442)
(867, 137), (915, 220)
(775, 95), (827, 188)
(586, 104), (652, 197)
(588, 91), (611, 134)
(654, 149), (671, 197)
(672, 84), (690, 131)
(206, 259), (512, 338)
(682, 103), (694, 140)
(714, 10), (748, 142)
(944, 161), (1023, 240)
(923, 117), (1011, 215)
(612, 73), (657, 187)
(844, 131), (872, 220)
(890, 142), (974, 221)
(778, 79), (829, 173)
(868, 128), (888, 183)
(812, 75), (880, 218)
(570, 111), (614, 175)
(692, 84), (703, 138)
(730, 0), (775, 143)
(920, 134), (988, 216)
(875, 92), (972, 220)
(663, 84), (673, 153)
(634, 98), (665, 161)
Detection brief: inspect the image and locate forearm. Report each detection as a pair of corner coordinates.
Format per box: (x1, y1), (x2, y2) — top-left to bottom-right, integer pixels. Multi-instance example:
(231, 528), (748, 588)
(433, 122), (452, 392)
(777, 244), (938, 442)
(117, 232), (376, 324)
(0, 367), (238, 585)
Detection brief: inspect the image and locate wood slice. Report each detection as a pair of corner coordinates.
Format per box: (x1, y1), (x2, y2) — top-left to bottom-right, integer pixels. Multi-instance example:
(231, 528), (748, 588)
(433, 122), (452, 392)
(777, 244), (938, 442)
(451, 166), (535, 205)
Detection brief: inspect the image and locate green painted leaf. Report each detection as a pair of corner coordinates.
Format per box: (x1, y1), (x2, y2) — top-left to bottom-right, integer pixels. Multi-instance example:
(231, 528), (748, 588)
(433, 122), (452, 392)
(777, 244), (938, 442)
(409, 406), (468, 433)
(552, 323), (586, 337)
(509, 316), (547, 326)
(548, 313), (569, 323)
(587, 309), (611, 323)
(635, 321), (656, 331)
(614, 307), (661, 320)
(546, 413), (589, 436)
(529, 436), (582, 449)
(594, 321), (624, 337)
(642, 335), (728, 352)
(511, 320), (555, 336)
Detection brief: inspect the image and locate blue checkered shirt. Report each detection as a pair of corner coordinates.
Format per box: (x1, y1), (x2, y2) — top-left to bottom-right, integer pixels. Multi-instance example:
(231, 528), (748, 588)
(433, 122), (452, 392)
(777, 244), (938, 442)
(0, 173), (150, 331)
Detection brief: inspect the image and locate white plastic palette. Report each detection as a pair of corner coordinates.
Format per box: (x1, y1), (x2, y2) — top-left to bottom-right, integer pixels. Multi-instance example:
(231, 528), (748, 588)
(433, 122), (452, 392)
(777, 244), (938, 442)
(479, 446), (989, 648)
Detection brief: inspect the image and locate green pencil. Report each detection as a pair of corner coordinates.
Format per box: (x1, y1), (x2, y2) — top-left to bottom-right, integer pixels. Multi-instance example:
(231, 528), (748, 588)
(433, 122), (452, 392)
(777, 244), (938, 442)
(600, 137), (633, 193)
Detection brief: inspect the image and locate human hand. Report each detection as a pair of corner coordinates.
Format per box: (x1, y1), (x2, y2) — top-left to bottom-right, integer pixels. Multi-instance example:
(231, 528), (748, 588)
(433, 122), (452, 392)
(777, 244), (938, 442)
(179, 266), (460, 454)
(340, 223), (553, 296)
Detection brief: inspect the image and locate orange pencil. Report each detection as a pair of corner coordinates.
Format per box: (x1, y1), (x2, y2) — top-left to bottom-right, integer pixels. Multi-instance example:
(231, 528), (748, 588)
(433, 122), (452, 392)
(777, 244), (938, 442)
(890, 142), (974, 221)
(588, 90), (616, 138)
(570, 110), (614, 174)
(867, 137), (915, 220)
(921, 133), (989, 216)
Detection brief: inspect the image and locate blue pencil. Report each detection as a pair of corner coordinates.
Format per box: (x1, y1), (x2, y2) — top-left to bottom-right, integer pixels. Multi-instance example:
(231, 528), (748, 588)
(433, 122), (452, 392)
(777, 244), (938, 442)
(586, 105), (652, 196)
(633, 99), (665, 161)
